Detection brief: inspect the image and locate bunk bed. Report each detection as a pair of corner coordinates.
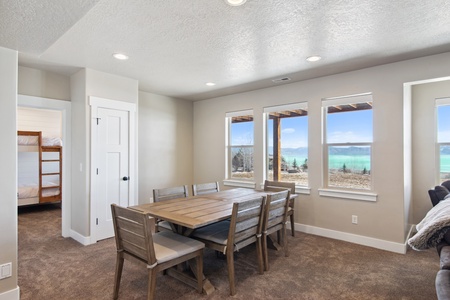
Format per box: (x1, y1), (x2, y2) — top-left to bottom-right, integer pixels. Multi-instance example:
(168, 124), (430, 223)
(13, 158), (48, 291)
(17, 131), (62, 206)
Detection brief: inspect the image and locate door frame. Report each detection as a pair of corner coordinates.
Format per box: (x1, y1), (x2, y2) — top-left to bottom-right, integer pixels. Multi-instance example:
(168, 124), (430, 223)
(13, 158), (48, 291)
(18, 94), (72, 237)
(89, 96), (136, 243)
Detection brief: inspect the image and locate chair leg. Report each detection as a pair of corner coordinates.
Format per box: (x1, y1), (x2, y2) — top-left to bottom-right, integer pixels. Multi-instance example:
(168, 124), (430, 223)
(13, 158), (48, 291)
(226, 250), (236, 296)
(290, 213), (295, 237)
(256, 237), (264, 274)
(113, 254), (124, 299)
(147, 268), (157, 300)
(195, 252), (204, 293)
(283, 226), (289, 257)
(262, 233), (269, 272)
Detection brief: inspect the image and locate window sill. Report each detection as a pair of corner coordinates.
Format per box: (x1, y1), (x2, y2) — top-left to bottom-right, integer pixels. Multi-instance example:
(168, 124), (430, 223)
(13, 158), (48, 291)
(223, 179), (256, 189)
(318, 188), (377, 202)
(258, 183), (311, 195)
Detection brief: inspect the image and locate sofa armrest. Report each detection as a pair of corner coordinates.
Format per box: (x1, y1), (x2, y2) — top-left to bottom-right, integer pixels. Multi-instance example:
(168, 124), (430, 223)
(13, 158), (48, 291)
(436, 270), (450, 300)
(440, 246), (450, 269)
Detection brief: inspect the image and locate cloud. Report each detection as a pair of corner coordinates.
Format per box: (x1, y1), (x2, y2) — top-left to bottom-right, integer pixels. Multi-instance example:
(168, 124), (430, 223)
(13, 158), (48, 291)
(282, 128), (295, 134)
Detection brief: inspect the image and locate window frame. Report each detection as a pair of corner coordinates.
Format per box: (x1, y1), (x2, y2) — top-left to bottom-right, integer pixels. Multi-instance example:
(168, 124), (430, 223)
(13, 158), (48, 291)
(263, 102), (309, 188)
(225, 110), (254, 183)
(321, 93), (375, 195)
(436, 97), (450, 183)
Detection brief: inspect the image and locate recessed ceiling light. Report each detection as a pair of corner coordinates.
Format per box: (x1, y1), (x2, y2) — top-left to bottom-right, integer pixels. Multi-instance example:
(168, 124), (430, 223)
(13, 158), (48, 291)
(113, 53), (129, 60)
(206, 82), (216, 86)
(225, 0), (247, 6)
(306, 55), (322, 62)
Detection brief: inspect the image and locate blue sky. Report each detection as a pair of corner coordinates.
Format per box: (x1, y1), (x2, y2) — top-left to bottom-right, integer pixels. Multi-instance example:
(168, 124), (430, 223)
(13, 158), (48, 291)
(231, 109), (373, 148)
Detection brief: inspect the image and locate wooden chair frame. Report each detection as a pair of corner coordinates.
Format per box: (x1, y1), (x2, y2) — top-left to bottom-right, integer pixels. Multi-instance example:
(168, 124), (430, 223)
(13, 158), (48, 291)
(153, 185), (189, 202)
(192, 196), (265, 296)
(264, 180), (296, 237)
(262, 190), (290, 271)
(192, 181), (220, 196)
(111, 204), (204, 300)
(152, 185), (189, 232)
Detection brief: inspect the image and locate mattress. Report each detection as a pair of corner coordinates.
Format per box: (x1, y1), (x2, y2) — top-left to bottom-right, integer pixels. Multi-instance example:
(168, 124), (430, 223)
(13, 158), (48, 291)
(17, 135), (63, 147)
(18, 183), (60, 199)
(18, 185), (39, 199)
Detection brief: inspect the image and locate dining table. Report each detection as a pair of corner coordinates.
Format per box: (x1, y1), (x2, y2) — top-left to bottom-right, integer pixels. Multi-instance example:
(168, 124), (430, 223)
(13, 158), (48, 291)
(129, 187), (298, 294)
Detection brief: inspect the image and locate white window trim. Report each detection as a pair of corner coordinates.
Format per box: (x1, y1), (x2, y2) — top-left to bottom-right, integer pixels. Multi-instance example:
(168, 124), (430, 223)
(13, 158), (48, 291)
(226, 109), (254, 182)
(264, 102), (309, 187)
(318, 188), (377, 202)
(223, 179), (256, 189)
(322, 93), (374, 195)
(435, 98), (450, 183)
(258, 183), (311, 195)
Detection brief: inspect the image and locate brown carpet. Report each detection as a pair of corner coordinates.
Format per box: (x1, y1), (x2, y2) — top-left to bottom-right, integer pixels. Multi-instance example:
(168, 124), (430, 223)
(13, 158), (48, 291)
(18, 205), (438, 300)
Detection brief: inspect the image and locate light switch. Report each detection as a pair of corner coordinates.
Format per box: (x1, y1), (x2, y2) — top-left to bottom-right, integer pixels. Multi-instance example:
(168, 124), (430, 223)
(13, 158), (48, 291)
(0, 263), (12, 279)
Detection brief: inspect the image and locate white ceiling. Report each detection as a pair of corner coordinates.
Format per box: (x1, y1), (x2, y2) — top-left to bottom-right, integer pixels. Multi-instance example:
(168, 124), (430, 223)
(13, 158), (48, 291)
(2, 0), (450, 101)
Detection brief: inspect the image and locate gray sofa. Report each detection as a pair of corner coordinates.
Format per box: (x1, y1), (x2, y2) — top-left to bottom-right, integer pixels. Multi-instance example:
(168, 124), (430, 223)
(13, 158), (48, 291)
(427, 181), (450, 299)
(436, 238), (450, 300)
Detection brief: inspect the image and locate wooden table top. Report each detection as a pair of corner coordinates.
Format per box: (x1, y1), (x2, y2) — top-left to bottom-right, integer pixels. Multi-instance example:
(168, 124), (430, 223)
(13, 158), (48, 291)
(130, 188), (269, 229)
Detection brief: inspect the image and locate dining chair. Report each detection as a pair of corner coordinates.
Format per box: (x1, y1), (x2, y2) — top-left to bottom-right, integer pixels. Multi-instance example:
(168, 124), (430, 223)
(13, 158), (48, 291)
(111, 204), (205, 300)
(152, 185), (189, 231)
(192, 181), (220, 196)
(191, 195), (266, 296)
(262, 189), (290, 272)
(264, 180), (296, 237)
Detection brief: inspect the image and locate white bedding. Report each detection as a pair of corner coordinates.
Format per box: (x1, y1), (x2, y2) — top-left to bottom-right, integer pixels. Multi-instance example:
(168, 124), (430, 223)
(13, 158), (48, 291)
(18, 183), (60, 199)
(18, 185), (39, 198)
(17, 135), (63, 147)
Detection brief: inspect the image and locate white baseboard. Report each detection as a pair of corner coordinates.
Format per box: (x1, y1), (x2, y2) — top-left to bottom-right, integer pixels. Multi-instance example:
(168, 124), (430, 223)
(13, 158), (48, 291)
(0, 286), (19, 300)
(70, 229), (92, 246)
(290, 222), (408, 254)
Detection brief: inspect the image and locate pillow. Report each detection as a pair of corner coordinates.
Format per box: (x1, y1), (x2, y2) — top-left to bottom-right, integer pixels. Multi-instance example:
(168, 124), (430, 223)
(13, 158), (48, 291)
(444, 193), (450, 201)
(435, 185), (450, 201)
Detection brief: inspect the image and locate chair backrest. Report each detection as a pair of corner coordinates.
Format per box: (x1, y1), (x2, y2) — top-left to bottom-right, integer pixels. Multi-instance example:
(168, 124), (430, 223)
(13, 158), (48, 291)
(264, 180), (295, 194)
(192, 182), (220, 196)
(227, 196), (266, 250)
(111, 204), (156, 265)
(153, 185), (189, 202)
(263, 190), (290, 233)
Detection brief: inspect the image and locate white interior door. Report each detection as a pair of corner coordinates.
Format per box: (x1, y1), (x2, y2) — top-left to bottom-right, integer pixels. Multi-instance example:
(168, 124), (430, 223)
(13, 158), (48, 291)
(90, 97), (136, 243)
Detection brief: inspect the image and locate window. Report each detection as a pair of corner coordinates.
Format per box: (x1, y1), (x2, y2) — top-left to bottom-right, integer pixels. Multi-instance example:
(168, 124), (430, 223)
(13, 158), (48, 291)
(437, 98), (450, 182)
(322, 93), (373, 190)
(264, 103), (308, 186)
(226, 110), (254, 180)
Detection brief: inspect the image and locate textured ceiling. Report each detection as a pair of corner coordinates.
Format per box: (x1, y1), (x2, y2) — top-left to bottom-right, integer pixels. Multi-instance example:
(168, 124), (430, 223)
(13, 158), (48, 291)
(2, 0), (450, 101)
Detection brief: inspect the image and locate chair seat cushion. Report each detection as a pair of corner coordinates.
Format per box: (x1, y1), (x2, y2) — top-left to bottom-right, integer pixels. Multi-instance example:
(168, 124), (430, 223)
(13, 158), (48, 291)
(153, 231), (204, 264)
(191, 220), (230, 245)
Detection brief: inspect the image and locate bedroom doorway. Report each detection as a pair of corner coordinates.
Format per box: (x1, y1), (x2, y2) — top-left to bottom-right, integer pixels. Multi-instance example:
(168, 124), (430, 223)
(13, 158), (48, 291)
(17, 95), (71, 237)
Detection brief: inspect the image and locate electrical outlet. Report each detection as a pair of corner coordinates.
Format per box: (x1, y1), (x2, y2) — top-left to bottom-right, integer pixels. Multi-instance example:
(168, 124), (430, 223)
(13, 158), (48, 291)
(352, 215), (358, 224)
(0, 263), (12, 280)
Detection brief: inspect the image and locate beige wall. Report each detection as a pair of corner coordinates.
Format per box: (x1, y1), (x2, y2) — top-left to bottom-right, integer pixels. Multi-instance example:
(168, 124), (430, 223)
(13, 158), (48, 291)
(412, 80), (450, 223)
(0, 47), (18, 298)
(193, 52), (450, 246)
(138, 91), (193, 202)
(18, 66), (70, 101)
(70, 68), (138, 237)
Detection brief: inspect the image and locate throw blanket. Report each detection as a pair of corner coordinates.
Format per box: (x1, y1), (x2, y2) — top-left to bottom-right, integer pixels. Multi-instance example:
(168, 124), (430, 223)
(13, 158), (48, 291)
(408, 200), (450, 250)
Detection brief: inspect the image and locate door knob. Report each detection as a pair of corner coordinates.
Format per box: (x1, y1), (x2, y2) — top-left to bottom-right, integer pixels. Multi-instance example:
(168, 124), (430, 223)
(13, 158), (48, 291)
(122, 176), (129, 181)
